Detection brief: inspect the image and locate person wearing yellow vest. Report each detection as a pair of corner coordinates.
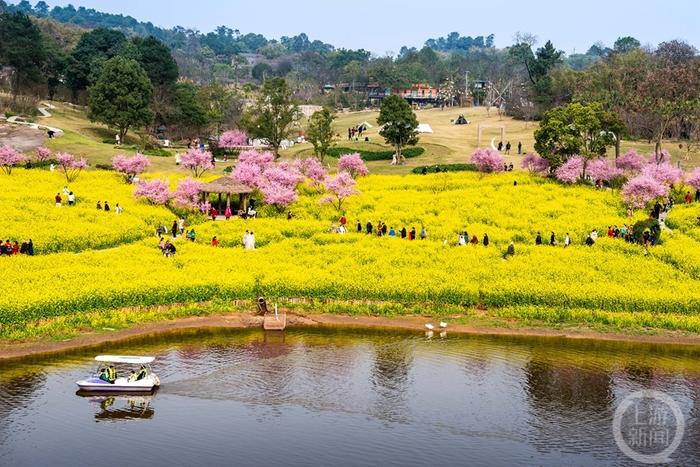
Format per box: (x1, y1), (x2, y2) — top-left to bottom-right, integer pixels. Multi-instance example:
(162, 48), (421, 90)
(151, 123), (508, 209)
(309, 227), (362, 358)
(107, 365), (117, 384)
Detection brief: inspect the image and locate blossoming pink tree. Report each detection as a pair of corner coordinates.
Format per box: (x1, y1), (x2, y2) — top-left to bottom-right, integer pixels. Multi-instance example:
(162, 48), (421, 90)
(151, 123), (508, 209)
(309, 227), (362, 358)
(470, 148), (504, 173)
(181, 148), (214, 178)
(648, 149), (671, 165)
(173, 178), (204, 209)
(231, 150), (303, 211)
(56, 152), (88, 182)
(112, 153), (150, 183)
(294, 157), (328, 190)
(134, 179), (172, 205)
(587, 158), (623, 182)
(554, 156), (585, 183)
(0, 146), (28, 175)
(218, 129), (248, 149)
(321, 171), (358, 211)
(622, 175), (670, 209)
(35, 146), (52, 163)
(688, 167), (700, 191)
(616, 150), (644, 173)
(640, 162), (684, 186)
(231, 150), (274, 186)
(521, 153), (549, 174)
(337, 153), (369, 178)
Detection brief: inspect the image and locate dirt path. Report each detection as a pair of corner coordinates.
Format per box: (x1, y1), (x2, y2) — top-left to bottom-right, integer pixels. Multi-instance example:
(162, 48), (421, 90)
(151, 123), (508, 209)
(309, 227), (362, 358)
(2, 311), (700, 361)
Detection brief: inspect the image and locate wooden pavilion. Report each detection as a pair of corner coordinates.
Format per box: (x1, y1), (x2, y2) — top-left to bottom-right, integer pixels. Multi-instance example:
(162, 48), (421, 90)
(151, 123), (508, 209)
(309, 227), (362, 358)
(201, 177), (254, 212)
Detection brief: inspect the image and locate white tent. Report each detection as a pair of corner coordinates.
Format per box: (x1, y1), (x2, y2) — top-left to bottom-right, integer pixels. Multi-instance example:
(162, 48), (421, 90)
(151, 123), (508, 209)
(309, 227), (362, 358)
(417, 123), (433, 134)
(359, 121), (374, 129)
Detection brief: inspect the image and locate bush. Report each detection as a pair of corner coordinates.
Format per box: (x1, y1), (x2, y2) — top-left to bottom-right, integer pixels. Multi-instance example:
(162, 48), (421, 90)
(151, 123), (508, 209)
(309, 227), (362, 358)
(327, 147), (424, 161)
(143, 148), (172, 157)
(411, 164), (478, 174)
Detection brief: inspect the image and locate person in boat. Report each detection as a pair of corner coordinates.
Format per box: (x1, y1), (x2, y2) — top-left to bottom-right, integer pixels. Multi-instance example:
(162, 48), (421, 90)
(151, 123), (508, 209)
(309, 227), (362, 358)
(135, 365), (147, 381)
(127, 370), (137, 383)
(98, 368), (110, 383)
(107, 365), (117, 383)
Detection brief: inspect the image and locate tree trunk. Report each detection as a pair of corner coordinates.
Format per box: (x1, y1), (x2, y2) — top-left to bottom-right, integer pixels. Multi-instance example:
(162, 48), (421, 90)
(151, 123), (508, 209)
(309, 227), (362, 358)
(614, 133), (621, 159)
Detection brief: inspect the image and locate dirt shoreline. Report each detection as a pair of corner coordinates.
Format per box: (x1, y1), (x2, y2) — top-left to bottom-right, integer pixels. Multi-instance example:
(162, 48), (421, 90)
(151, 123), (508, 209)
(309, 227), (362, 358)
(2, 311), (700, 360)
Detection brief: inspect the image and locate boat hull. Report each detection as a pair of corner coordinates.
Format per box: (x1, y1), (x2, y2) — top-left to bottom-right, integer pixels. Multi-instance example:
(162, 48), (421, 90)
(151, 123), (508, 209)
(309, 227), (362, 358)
(76, 376), (159, 392)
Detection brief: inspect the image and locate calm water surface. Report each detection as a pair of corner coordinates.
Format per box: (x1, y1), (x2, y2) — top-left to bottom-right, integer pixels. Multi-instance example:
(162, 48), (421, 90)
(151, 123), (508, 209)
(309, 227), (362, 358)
(1, 327), (700, 466)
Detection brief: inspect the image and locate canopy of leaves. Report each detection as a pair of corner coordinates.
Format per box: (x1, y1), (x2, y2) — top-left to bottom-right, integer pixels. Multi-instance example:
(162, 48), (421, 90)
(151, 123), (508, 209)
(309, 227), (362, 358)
(377, 95), (419, 154)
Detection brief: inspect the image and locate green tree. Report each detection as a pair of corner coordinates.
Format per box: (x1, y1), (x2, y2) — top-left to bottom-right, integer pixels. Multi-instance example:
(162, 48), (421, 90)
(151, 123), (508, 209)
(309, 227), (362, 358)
(170, 82), (210, 137)
(377, 95), (419, 159)
(534, 102), (624, 169)
(240, 77), (299, 158)
(0, 12), (46, 96)
(66, 28), (125, 96)
(307, 107), (336, 161)
(88, 56), (153, 141)
(131, 36), (178, 87)
(613, 36), (641, 54)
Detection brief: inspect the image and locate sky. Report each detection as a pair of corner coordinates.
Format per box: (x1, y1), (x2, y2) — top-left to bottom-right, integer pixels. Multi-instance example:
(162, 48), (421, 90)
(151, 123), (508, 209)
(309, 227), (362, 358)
(23, 0), (700, 55)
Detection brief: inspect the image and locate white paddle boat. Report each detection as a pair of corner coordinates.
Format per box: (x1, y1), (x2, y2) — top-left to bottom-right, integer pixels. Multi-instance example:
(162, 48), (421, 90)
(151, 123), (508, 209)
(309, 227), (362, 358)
(76, 355), (160, 392)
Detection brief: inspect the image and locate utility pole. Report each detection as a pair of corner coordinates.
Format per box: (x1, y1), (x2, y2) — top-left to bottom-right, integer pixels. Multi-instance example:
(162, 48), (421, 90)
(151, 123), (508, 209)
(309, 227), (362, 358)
(465, 71), (469, 107)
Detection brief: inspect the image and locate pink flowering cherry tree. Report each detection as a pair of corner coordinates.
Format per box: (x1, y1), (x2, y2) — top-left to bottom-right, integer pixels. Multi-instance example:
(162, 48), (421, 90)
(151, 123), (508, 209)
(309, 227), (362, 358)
(35, 146), (52, 164)
(640, 162), (683, 186)
(173, 178), (204, 209)
(0, 146), (28, 175)
(622, 175), (670, 209)
(218, 129), (248, 149)
(587, 158), (623, 183)
(616, 150), (644, 173)
(56, 152), (88, 182)
(337, 153), (369, 178)
(181, 148), (214, 178)
(322, 171), (358, 212)
(231, 150), (304, 211)
(687, 167), (700, 191)
(555, 156), (585, 183)
(135, 179), (172, 205)
(470, 148), (504, 173)
(294, 157), (328, 190)
(521, 153), (550, 174)
(112, 153), (150, 183)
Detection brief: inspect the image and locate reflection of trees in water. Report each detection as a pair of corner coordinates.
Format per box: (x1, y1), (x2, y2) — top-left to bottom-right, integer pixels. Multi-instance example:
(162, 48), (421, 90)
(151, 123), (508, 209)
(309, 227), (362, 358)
(682, 376), (700, 462)
(524, 358), (614, 454)
(0, 372), (46, 442)
(369, 340), (414, 424)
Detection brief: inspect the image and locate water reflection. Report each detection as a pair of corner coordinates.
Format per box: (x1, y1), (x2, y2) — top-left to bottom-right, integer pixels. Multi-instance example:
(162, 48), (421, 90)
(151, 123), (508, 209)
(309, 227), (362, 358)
(1, 328), (700, 466)
(78, 394), (155, 422)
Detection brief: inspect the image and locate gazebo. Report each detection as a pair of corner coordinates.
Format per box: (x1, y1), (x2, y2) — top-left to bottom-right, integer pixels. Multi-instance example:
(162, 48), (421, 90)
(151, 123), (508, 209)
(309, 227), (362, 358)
(201, 177), (254, 213)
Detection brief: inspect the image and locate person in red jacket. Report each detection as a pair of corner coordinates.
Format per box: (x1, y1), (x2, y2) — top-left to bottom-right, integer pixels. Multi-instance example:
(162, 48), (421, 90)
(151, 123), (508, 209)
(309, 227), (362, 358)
(685, 192), (693, 204)
(210, 207), (218, 221)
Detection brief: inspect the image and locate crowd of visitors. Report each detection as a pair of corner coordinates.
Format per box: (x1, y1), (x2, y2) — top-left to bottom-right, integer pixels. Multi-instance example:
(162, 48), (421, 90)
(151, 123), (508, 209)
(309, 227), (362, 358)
(0, 239), (34, 256)
(348, 125), (367, 141)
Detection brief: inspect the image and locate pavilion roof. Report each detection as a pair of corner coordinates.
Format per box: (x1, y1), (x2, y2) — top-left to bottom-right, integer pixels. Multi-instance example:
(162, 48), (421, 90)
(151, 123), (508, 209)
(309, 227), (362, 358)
(201, 177), (254, 194)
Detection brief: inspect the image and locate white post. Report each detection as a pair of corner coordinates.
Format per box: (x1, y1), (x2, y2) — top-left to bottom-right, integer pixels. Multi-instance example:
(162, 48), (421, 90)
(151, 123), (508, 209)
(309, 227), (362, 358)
(274, 303), (278, 321)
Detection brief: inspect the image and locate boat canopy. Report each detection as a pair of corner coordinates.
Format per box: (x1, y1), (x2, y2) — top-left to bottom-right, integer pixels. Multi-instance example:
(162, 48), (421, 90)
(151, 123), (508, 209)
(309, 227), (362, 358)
(94, 355), (155, 364)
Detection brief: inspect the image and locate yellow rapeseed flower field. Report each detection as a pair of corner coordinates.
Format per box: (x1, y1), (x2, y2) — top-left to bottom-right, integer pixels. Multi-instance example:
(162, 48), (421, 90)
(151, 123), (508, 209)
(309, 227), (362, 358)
(2, 168), (700, 331)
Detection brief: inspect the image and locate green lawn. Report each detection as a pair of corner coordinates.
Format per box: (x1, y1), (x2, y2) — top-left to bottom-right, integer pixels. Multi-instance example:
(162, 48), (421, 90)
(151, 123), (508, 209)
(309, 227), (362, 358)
(25, 102), (700, 175)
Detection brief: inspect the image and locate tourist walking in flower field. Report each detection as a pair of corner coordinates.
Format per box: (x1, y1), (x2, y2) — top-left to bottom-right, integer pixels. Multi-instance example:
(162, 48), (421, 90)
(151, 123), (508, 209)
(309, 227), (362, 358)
(470, 234), (478, 245)
(505, 242), (515, 258)
(420, 227), (427, 240)
(67, 192), (75, 206)
(104, 201), (110, 212)
(400, 227), (407, 239)
(357, 221), (362, 233)
(96, 201), (102, 210)
(550, 232), (556, 246)
(483, 233), (489, 247)
(171, 220), (178, 238)
(178, 217), (185, 235)
(210, 207), (218, 221)
(458, 234), (466, 246)
(565, 233), (571, 247)
(366, 221), (373, 235)
(244, 231), (256, 250)
(535, 232), (542, 245)
(225, 206), (232, 220)
(685, 192), (693, 203)
(381, 223), (388, 236)
(55, 193), (62, 207)
(186, 229), (196, 242)
(211, 236), (219, 247)
(115, 203), (122, 214)
(388, 227), (396, 237)
(409, 227), (416, 240)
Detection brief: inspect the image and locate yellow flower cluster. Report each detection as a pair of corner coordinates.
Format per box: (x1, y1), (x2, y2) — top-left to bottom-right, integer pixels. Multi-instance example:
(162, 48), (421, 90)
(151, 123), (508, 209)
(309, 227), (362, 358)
(2, 169), (699, 327)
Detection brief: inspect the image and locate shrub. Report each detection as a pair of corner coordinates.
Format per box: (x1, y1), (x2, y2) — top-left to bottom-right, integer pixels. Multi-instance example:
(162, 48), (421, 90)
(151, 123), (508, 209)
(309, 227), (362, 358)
(326, 147), (424, 161)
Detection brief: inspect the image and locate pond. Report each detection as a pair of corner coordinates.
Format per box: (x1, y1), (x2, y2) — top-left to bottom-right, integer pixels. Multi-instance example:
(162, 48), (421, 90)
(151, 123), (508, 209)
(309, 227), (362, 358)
(1, 327), (699, 466)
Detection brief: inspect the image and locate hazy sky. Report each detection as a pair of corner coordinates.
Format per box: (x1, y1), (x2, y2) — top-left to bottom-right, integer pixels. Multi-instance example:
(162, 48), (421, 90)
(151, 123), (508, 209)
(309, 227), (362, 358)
(26, 0), (700, 55)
